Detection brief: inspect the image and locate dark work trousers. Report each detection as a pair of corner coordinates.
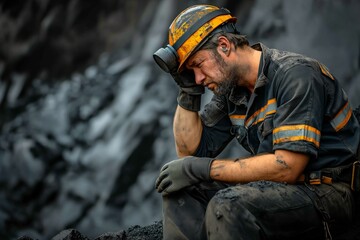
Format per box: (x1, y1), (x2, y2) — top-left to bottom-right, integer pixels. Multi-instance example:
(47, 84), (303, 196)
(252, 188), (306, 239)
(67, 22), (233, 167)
(162, 181), (354, 240)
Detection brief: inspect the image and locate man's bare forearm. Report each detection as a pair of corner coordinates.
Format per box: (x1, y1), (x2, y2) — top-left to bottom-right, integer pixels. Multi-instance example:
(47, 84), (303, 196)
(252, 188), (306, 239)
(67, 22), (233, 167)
(173, 106), (203, 157)
(210, 150), (309, 184)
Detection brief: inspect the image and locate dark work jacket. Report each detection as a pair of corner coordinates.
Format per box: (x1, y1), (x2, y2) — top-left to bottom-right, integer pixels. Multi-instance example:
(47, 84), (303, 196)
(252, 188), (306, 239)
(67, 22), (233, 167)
(195, 43), (360, 171)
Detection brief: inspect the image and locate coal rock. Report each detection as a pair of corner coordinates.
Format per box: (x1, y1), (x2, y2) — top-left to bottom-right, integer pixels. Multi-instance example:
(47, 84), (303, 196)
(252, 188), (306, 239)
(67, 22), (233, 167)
(17, 221), (163, 240)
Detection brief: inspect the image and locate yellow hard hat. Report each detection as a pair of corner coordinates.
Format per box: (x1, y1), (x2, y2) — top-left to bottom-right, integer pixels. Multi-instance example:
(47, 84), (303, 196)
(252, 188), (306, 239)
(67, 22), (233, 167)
(153, 5), (237, 73)
(169, 5), (236, 71)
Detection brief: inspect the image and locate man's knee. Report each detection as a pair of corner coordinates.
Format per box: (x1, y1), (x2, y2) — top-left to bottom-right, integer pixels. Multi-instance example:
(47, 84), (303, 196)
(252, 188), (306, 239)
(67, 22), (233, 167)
(204, 187), (261, 239)
(205, 187), (255, 222)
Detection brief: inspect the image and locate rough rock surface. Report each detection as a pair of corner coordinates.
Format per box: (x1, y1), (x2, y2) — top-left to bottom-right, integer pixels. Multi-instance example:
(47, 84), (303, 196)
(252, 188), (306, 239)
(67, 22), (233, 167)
(16, 221), (162, 240)
(55, 222), (163, 240)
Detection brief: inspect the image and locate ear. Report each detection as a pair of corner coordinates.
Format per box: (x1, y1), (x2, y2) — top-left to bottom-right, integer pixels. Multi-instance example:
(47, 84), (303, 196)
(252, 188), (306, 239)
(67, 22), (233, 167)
(217, 36), (231, 56)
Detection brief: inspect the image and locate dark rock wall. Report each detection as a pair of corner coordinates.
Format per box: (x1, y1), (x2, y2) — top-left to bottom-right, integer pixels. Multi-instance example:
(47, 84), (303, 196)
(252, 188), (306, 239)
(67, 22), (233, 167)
(0, 0), (359, 239)
(0, 0), (147, 125)
(242, 0), (360, 107)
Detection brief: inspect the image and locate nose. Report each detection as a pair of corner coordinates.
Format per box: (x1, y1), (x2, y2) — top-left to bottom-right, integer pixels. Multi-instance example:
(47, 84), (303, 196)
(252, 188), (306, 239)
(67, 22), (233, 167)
(193, 68), (205, 85)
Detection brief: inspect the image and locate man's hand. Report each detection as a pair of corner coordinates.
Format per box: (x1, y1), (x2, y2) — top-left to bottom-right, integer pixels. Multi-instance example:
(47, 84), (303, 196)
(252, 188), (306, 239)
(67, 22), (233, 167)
(171, 70), (204, 112)
(172, 70), (204, 94)
(155, 156), (214, 196)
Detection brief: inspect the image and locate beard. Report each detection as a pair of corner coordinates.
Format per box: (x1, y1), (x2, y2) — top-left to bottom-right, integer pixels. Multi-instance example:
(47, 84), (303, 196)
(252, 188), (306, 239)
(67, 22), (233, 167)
(214, 65), (239, 96)
(211, 50), (242, 96)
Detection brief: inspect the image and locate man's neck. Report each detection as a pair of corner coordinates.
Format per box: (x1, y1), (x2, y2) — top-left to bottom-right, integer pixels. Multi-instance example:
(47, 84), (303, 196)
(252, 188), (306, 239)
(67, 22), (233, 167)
(237, 47), (262, 93)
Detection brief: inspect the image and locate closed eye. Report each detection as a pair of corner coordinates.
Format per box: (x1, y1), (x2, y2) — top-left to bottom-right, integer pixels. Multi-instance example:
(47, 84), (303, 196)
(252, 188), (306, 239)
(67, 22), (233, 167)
(195, 60), (204, 68)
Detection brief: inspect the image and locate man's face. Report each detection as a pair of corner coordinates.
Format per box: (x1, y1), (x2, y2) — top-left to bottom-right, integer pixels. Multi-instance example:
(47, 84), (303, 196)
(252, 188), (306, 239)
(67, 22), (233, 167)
(185, 49), (239, 96)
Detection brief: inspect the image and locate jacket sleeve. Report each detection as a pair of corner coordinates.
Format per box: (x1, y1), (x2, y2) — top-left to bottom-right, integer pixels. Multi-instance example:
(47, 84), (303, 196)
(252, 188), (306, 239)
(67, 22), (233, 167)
(272, 63), (324, 158)
(194, 94), (234, 158)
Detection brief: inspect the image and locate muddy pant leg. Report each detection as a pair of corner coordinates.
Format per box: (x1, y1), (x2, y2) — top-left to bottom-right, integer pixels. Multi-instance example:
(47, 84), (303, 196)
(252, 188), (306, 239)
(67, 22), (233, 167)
(162, 182), (228, 240)
(205, 181), (352, 240)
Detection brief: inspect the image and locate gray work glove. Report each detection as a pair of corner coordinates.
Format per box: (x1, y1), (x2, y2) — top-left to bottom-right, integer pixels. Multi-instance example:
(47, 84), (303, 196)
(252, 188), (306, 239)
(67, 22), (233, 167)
(155, 156), (214, 196)
(171, 70), (205, 112)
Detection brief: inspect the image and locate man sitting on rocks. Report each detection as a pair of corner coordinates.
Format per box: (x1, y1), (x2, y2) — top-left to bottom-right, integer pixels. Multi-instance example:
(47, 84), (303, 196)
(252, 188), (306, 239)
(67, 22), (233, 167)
(153, 4), (360, 240)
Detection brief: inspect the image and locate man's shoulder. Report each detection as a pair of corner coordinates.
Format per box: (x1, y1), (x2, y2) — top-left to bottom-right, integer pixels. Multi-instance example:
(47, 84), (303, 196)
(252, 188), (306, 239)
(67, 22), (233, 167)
(263, 48), (321, 82)
(257, 42), (317, 70)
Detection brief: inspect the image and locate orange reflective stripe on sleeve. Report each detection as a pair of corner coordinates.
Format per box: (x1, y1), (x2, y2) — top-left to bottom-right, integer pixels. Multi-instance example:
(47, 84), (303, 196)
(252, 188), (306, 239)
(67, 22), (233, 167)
(245, 98), (277, 127)
(330, 102), (352, 132)
(273, 124), (321, 148)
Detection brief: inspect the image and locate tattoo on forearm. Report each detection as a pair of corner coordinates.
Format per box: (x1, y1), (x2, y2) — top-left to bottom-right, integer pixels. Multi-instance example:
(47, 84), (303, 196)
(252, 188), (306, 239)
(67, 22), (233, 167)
(211, 163), (225, 171)
(211, 163), (225, 178)
(276, 155), (290, 169)
(235, 158), (246, 168)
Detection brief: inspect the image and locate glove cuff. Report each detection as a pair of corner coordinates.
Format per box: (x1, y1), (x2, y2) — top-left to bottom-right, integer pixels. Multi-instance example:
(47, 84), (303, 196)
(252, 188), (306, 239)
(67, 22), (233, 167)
(177, 89), (202, 112)
(184, 157), (214, 182)
(198, 157), (214, 182)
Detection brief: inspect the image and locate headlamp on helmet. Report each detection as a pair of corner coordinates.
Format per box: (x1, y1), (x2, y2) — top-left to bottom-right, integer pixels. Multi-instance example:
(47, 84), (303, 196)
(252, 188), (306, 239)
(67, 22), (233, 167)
(153, 45), (178, 73)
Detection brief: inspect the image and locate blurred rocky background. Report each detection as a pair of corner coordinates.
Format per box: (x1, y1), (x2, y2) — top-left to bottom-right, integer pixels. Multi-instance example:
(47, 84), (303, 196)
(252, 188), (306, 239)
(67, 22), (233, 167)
(0, 0), (360, 239)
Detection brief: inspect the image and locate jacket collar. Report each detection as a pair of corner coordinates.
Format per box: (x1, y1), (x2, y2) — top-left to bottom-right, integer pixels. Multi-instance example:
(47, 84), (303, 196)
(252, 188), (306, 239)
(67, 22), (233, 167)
(228, 42), (270, 106)
(252, 43), (270, 90)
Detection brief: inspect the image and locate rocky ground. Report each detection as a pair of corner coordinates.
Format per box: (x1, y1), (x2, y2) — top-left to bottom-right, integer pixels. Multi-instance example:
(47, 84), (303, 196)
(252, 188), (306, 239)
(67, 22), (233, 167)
(17, 221), (162, 240)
